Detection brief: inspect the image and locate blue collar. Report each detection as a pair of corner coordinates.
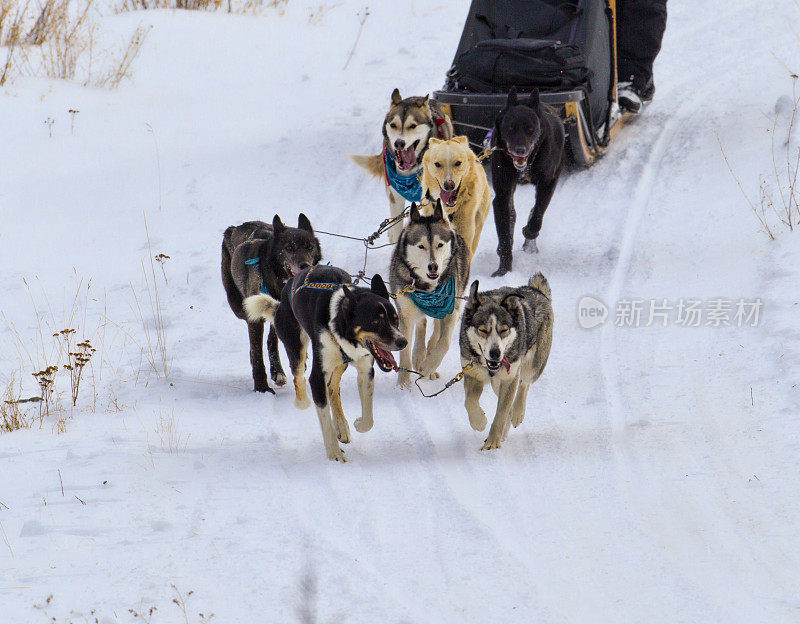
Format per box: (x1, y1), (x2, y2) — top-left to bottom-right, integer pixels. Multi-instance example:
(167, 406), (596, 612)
(384, 148), (423, 203)
(244, 257), (269, 294)
(408, 276), (456, 319)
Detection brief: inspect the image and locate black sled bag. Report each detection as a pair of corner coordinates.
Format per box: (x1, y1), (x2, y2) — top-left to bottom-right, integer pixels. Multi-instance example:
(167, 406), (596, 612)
(453, 38), (591, 92)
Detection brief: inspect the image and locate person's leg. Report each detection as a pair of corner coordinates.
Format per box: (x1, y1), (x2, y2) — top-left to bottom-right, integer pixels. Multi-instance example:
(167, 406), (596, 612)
(617, 0), (668, 111)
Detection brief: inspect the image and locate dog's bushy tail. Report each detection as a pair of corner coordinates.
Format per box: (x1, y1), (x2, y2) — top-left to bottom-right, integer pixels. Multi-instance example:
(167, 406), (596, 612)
(348, 153), (384, 179)
(528, 272), (551, 300)
(244, 293), (280, 323)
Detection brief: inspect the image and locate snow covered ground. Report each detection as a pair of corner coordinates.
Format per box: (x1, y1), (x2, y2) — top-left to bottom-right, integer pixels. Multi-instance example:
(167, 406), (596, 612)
(1, 1), (799, 622)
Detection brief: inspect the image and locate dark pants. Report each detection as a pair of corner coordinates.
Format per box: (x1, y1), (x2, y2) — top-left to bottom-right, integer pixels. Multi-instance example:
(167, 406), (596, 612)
(617, 0), (668, 90)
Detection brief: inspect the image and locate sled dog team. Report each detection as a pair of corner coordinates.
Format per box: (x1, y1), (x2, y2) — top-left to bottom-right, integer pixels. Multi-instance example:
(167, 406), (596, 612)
(222, 87), (560, 462)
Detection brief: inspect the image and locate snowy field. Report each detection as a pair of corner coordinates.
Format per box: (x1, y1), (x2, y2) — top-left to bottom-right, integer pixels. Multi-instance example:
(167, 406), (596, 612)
(1, 1), (800, 622)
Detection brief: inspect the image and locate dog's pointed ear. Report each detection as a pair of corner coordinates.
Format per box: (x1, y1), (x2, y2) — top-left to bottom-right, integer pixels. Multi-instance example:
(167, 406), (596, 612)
(467, 280), (481, 307)
(527, 89), (540, 110)
(342, 285), (356, 301)
(506, 86), (518, 107)
(272, 214), (286, 235)
(370, 274), (390, 300)
(501, 293), (524, 315)
(391, 88), (402, 105)
(452, 135), (469, 146)
(433, 199), (445, 221)
(419, 94), (430, 107)
(297, 213), (313, 233)
(428, 137), (443, 147)
(410, 202), (422, 222)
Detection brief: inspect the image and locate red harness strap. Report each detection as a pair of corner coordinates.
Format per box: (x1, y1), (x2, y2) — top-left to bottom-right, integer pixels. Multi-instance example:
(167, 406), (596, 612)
(434, 117), (447, 138)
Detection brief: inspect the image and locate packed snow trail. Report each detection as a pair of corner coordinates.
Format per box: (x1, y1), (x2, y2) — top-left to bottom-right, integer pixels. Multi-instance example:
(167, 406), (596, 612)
(1, 2), (799, 623)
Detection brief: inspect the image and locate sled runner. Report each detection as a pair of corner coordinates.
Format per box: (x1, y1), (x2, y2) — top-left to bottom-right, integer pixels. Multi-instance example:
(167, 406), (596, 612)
(432, 0), (630, 167)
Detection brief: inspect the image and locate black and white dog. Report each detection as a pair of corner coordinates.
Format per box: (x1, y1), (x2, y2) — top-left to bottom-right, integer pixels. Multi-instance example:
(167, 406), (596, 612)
(244, 266), (407, 462)
(490, 87), (565, 276)
(221, 215), (322, 394)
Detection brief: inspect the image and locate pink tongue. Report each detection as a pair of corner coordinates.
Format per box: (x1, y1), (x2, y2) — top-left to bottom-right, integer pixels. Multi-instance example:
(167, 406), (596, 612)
(397, 146), (417, 169)
(502, 357), (511, 373)
(440, 188), (457, 206)
(379, 347), (398, 371)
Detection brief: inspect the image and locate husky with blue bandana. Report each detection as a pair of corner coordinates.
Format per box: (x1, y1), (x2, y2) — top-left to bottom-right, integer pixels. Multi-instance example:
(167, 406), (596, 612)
(349, 88), (453, 244)
(389, 200), (469, 387)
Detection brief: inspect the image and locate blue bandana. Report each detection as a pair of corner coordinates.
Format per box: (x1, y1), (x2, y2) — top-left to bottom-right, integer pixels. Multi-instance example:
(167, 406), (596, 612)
(384, 148), (423, 203)
(409, 276), (456, 319)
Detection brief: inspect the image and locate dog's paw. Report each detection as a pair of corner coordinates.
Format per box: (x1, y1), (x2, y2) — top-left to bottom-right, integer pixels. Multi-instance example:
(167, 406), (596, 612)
(271, 371), (287, 387)
(354, 416), (374, 433)
(511, 407), (526, 428)
(254, 380), (275, 395)
(294, 394), (312, 409)
(334, 418), (351, 444)
(491, 265), (511, 278)
(326, 445), (347, 462)
(428, 371), (440, 380)
(522, 237), (539, 254)
(468, 408), (487, 431)
(397, 370), (412, 389)
(480, 435), (502, 451)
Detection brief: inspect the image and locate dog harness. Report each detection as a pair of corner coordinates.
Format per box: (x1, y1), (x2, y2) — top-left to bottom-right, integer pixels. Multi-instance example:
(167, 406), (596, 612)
(290, 266), (354, 302)
(289, 267), (355, 364)
(244, 257), (269, 294)
(383, 147), (423, 203)
(408, 276), (456, 319)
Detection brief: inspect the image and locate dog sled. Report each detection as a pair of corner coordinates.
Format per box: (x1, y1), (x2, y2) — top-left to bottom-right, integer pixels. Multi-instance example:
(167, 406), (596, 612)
(432, 0), (629, 167)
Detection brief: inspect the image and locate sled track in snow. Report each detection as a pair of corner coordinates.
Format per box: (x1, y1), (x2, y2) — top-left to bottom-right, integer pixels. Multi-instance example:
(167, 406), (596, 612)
(598, 52), (799, 620)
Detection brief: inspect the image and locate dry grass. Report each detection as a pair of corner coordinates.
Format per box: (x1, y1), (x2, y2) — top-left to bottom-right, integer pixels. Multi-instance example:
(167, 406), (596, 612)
(1, 0), (150, 87)
(719, 84), (800, 239)
(93, 23), (150, 88)
(116, 0), (216, 10)
(154, 408), (189, 454)
(115, 0), (280, 14)
(1, 374), (37, 432)
(0, 274), (118, 431)
(128, 212), (170, 380)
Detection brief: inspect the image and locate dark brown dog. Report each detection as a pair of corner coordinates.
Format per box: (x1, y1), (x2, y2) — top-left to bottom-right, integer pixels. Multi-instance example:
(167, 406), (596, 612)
(221, 215), (321, 393)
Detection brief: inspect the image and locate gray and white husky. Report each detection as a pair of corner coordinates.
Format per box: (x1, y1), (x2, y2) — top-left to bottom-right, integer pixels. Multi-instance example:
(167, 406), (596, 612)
(390, 200), (470, 386)
(349, 88), (454, 243)
(459, 273), (553, 450)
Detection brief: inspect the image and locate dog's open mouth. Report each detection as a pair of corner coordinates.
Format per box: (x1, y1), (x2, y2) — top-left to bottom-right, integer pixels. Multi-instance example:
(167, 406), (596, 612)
(439, 183), (460, 208)
(394, 142), (420, 171)
(426, 271), (440, 281)
(511, 154), (529, 171)
(367, 340), (398, 372)
(507, 146), (532, 171)
(485, 356), (511, 373)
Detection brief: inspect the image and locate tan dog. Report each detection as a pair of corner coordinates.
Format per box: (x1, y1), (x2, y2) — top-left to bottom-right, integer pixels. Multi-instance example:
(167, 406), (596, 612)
(421, 136), (491, 261)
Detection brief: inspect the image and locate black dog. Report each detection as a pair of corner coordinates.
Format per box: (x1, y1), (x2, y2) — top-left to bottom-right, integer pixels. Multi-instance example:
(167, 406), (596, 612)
(244, 266), (406, 462)
(490, 87), (565, 276)
(221, 215), (321, 394)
